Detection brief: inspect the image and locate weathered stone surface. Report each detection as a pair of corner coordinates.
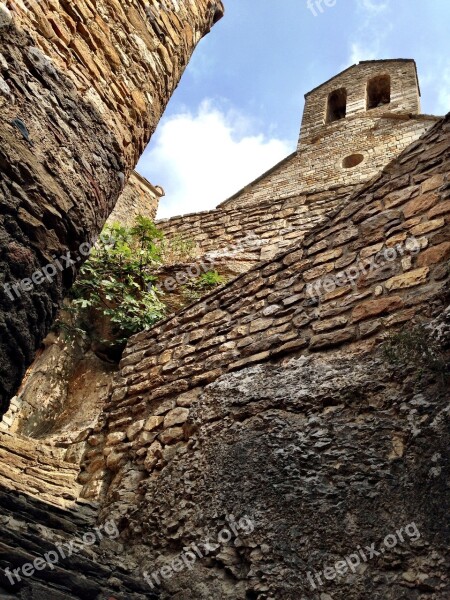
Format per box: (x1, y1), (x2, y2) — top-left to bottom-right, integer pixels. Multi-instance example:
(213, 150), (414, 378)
(163, 407), (190, 428)
(310, 327), (356, 349)
(385, 267), (430, 291)
(111, 306), (449, 599)
(403, 192), (439, 219)
(1, 54), (449, 600)
(144, 415), (165, 432)
(0, 0), (223, 414)
(352, 296), (404, 322)
(417, 242), (450, 267)
(126, 419), (145, 441)
(158, 426), (185, 445)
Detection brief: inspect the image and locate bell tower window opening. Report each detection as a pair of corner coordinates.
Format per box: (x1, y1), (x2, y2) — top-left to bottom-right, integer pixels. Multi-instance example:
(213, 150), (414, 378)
(326, 88), (347, 123)
(367, 74), (391, 109)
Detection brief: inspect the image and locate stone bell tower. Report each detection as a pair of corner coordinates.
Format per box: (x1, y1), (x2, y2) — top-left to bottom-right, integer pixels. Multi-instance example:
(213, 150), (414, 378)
(219, 59), (437, 211)
(297, 59), (430, 190)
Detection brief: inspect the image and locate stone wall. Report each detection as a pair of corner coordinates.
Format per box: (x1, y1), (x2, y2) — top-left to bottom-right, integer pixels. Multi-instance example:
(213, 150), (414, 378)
(218, 60), (438, 211)
(80, 113), (449, 503)
(0, 168), (162, 437)
(157, 183), (357, 265)
(72, 114), (450, 599)
(0, 431), (153, 598)
(156, 61), (439, 279)
(0, 0), (223, 413)
(108, 171), (163, 226)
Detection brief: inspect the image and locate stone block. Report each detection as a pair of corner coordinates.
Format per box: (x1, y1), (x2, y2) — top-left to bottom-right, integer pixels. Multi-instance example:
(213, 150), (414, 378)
(309, 327), (356, 350)
(420, 174), (444, 194)
(164, 407), (190, 428)
(417, 242), (450, 267)
(410, 218), (445, 236)
(144, 415), (165, 431)
(159, 427), (185, 445)
(428, 201), (450, 219)
(403, 192), (439, 219)
(385, 267), (429, 291)
(352, 296), (403, 322)
(312, 315), (349, 333)
(249, 318), (274, 333)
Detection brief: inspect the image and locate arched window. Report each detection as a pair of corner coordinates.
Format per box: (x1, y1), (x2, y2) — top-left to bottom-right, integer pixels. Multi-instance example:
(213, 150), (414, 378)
(367, 75), (391, 109)
(326, 88), (347, 123)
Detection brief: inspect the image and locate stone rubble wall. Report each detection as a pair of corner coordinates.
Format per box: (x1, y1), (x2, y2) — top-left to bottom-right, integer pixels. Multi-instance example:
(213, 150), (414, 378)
(217, 60), (438, 211)
(218, 115), (436, 212)
(108, 170), (163, 226)
(0, 169), (160, 438)
(122, 328), (449, 599)
(157, 183), (358, 265)
(0, 430), (83, 509)
(0, 0), (223, 413)
(79, 114), (450, 514)
(0, 445), (153, 598)
(156, 60), (438, 269)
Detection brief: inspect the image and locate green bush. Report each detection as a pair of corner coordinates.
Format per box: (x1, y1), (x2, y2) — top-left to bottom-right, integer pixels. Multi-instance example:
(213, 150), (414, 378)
(58, 216), (166, 350)
(182, 270), (226, 302)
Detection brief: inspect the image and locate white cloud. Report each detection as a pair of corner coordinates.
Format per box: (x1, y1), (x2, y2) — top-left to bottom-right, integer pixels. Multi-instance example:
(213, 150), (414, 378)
(418, 56), (450, 115)
(357, 0), (390, 13)
(137, 100), (292, 219)
(349, 42), (378, 65)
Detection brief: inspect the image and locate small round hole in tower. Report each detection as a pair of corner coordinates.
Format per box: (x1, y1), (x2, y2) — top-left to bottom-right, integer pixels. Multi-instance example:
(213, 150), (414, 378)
(342, 153), (364, 168)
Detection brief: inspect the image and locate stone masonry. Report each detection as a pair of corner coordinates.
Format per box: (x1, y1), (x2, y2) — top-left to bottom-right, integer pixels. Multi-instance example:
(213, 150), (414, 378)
(0, 0), (224, 414)
(108, 170), (163, 226)
(157, 60), (439, 271)
(68, 111), (450, 598)
(0, 27), (448, 599)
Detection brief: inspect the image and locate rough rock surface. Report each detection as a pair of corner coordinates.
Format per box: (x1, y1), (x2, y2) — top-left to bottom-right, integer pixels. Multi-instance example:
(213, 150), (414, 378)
(120, 307), (449, 599)
(0, 485), (154, 599)
(0, 0), (223, 413)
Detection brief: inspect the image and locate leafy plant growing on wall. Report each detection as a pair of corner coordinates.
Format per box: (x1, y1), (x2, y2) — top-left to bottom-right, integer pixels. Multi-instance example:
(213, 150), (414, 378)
(57, 216), (167, 354)
(182, 270), (226, 302)
(160, 234), (198, 264)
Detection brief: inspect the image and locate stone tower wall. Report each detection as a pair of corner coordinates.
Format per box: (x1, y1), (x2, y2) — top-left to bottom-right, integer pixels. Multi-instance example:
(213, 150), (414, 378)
(299, 59), (421, 141)
(0, 0), (223, 413)
(157, 61), (438, 271)
(108, 171), (163, 227)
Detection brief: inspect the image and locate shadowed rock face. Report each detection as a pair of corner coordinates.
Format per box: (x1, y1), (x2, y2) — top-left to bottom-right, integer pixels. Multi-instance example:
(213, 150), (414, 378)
(0, 1), (223, 414)
(116, 306), (450, 599)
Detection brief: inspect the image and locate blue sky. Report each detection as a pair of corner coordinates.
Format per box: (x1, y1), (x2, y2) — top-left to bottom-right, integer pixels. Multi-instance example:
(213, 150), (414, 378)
(137, 0), (450, 218)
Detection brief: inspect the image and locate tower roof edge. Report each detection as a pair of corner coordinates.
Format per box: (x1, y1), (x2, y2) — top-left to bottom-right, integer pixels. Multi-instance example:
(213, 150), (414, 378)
(304, 59), (418, 99)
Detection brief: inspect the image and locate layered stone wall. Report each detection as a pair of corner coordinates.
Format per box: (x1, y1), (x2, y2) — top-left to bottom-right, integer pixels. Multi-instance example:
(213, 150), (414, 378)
(108, 171), (163, 226)
(0, 430), (153, 598)
(218, 60), (438, 211)
(0, 0), (223, 413)
(80, 114), (449, 504)
(72, 114), (450, 599)
(157, 61), (439, 276)
(157, 183), (357, 265)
